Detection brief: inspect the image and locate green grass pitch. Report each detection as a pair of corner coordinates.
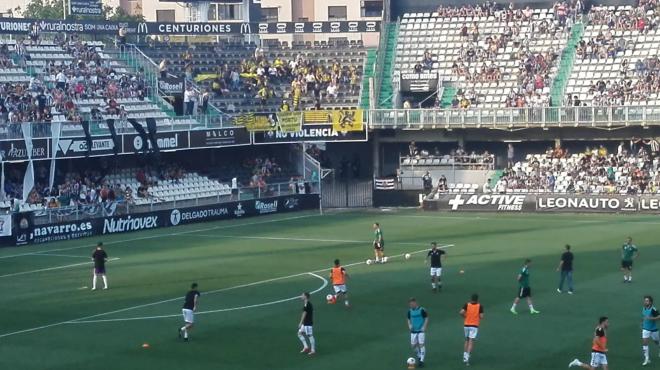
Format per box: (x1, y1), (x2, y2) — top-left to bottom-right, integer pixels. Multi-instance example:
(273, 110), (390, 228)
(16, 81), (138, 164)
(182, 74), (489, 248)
(1, 209), (659, 370)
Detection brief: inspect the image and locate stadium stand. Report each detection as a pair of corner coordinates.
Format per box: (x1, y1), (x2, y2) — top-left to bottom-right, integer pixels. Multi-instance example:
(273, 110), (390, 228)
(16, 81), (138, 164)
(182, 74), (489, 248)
(0, 37), (195, 138)
(141, 40), (367, 114)
(496, 141), (660, 194)
(396, 4), (576, 108)
(565, 1), (660, 106)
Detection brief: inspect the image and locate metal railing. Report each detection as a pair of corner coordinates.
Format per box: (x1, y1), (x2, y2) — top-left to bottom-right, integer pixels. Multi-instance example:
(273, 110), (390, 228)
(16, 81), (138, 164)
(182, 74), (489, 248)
(367, 106), (660, 128)
(0, 115), (229, 140)
(26, 180), (320, 224)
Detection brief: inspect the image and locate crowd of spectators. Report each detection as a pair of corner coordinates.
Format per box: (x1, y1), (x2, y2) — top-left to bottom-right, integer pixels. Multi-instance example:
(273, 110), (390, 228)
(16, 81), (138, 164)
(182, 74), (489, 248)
(0, 36), (148, 132)
(440, 1), (576, 108)
(495, 138), (660, 194)
(180, 45), (362, 112)
(569, 0), (660, 106)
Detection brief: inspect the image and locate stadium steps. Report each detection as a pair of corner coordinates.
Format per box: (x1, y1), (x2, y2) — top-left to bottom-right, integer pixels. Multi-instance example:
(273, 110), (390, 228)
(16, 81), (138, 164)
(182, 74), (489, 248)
(439, 86), (457, 108)
(360, 49), (377, 109)
(550, 22), (584, 107)
(108, 47), (178, 117)
(377, 23), (399, 109)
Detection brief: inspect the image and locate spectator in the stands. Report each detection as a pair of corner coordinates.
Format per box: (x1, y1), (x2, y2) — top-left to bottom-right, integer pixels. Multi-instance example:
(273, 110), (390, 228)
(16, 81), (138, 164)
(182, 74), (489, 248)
(507, 143), (515, 166)
(201, 89), (210, 114)
(482, 179), (492, 193)
(422, 171), (433, 191)
(280, 100), (290, 111)
(184, 85), (196, 115)
(159, 59), (169, 78)
(409, 141), (418, 156)
(437, 175), (448, 191)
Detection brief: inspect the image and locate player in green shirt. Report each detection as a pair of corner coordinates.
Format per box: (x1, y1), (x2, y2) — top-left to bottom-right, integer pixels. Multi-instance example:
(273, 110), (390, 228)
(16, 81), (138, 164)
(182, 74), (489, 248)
(510, 259), (540, 315)
(373, 223), (386, 263)
(621, 237), (639, 283)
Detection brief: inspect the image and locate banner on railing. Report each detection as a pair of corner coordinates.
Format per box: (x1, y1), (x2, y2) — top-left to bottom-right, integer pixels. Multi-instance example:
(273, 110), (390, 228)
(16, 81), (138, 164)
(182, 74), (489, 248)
(253, 123), (368, 144)
(399, 72), (439, 93)
(303, 111), (333, 124)
(189, 128), (251, 148)
(123, 131), (189, 152)
(0, 18), (380, 35)
(0, 128), (251, 161)
(8, 194), (319, 246)
(158, 76), (184, 96)
(332, 110), (364, 132)
(0, 138), (49, 162)
(423, 194), (660, 213)
(277, 112), (303, 133)
(236, 113), (276, 132)
(374, 178), (396, 190)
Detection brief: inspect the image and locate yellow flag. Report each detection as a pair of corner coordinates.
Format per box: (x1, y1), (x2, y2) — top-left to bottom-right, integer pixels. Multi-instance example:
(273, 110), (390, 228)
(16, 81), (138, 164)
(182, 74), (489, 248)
(237, 113), (275, 132)
(303, 110), (332, 124)
(332, 110), (363, 132)
(277, 112), (302, 133)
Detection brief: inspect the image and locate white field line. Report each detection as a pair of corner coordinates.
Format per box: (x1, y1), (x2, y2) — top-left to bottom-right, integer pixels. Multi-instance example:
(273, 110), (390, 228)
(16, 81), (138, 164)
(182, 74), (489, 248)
(0, 214), (319, 261)
(393, 214), (603, 223)
(32, 253), (90, 259)
(190, 234), (425, 246)
(0, 244), (453, 338)
(0, 258), (120, 279)
(68, 273), (329, 324)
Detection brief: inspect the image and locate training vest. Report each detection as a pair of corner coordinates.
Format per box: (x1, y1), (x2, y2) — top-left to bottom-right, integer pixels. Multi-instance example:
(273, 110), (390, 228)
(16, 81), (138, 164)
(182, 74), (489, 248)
(331, 267), (346, 285)
(464, 302), (482, 327)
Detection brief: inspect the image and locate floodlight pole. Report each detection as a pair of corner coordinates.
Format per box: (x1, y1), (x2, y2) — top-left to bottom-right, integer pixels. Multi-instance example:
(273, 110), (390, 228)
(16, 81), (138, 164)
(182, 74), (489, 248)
(63, 0), (67, 19)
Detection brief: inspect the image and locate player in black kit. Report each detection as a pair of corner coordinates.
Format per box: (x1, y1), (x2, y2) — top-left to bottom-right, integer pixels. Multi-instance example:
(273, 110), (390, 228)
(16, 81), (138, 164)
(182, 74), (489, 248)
(426, 242), (446, 292)
(179, 283), (200, 342)
(91, 242), (108, 290)
(297, 292), (316, 355)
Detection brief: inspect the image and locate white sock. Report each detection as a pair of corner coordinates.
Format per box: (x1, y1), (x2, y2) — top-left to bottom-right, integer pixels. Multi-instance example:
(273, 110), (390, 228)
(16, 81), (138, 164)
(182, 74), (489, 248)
(466, 352), (470, 361)
(529, 304), (535, 312)
(308, 336), (315, 351)
(102, 275), (108, 289)
(644, 345), (650, 359)
(92, 275), (97, 289)
(432, 283), (436, 289)
(181, 327), (188, 339)
(375, 257), (380, 262)
(511, 303), (517, 311)
(298, 333), (308, 349)
(463, 352), (467, 361)
(419, 346), (426, 361)
(344, 300), (349, 306)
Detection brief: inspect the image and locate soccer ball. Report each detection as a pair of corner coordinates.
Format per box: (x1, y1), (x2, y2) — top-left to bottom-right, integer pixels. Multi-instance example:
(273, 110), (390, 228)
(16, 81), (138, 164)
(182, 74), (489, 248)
(382, 256), (388, 263)
(366, 259), (373, 265)
(404, 253), (411, 260)
(407, 357), (416, 368)
(326, 294), (336, 304)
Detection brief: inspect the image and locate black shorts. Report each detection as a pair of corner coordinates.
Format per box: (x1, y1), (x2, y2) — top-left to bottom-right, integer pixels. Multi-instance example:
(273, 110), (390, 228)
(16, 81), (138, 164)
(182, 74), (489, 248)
(518, 287), (531, 298)
(621, 260), (633, 269)
(374, 241), (384, 251)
